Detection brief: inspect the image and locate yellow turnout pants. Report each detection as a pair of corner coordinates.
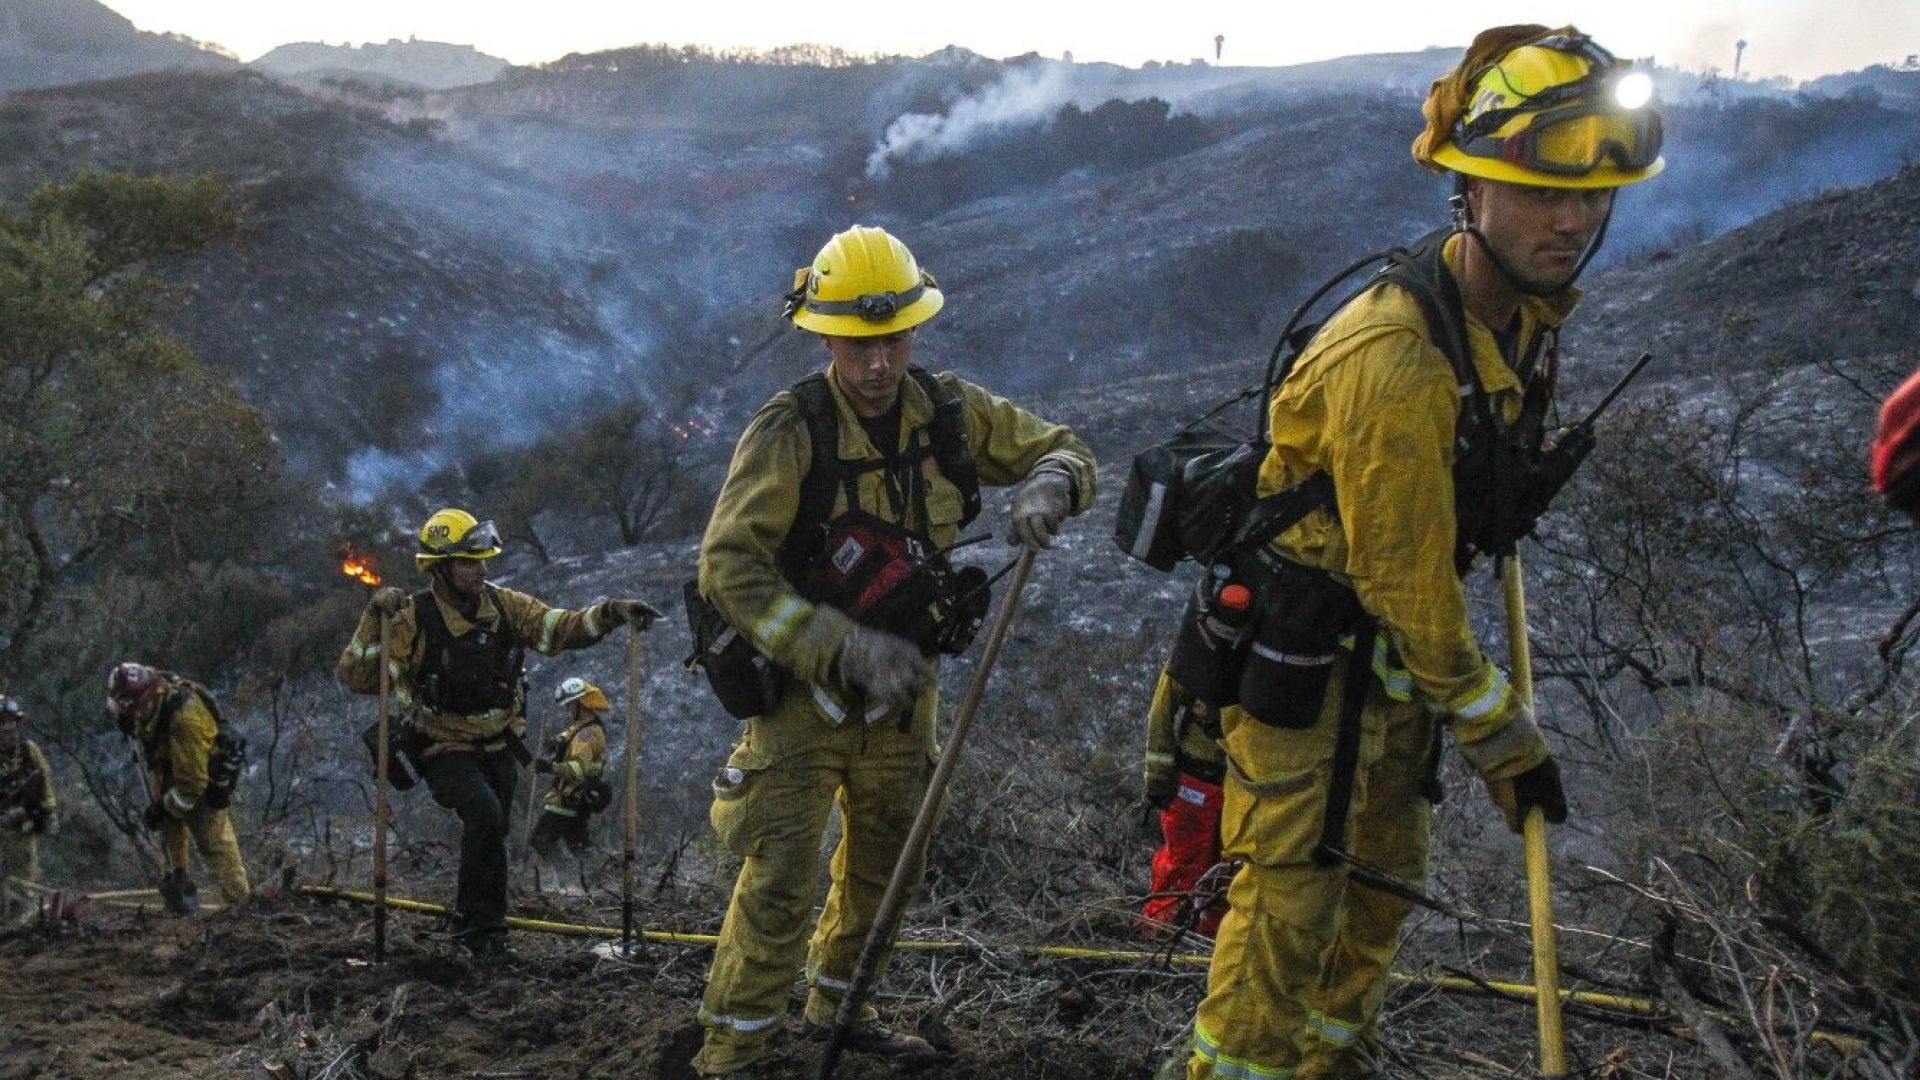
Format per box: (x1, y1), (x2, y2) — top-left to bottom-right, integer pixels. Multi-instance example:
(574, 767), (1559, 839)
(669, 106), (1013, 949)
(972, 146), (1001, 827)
(1188, 654), (1435, 1080)
(161, 802), (252, 904)
(693, 687), (937, 1075)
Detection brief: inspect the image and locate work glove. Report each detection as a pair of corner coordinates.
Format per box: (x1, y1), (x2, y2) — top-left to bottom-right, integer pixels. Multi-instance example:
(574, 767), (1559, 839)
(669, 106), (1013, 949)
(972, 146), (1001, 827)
(1483, 757), (1569, 834)
(28, 807), (53, 836)
(370, 586), (408, 616)
(533, 758), (554, 775)
(609, 598), (665, 631)
(836, 624), (936, 717)
(1004, 468), (1076, 551)
(142, 801), (170, 832)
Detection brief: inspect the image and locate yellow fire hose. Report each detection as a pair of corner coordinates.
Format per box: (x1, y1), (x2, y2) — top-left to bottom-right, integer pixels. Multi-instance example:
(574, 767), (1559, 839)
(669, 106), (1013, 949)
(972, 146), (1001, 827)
(291, 884), (1865, 1055)
(1503, 554), (1567, 1077)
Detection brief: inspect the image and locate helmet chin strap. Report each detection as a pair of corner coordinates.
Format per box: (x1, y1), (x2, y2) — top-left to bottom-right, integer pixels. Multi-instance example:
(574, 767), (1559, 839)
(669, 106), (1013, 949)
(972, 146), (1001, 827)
(1449, 184), (1615, 296)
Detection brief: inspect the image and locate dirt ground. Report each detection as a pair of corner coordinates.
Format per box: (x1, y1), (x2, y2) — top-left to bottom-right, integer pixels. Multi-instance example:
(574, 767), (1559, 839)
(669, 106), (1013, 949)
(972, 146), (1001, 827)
(0, 885), (1167, 1080)
(0, 877), (1788, 1080)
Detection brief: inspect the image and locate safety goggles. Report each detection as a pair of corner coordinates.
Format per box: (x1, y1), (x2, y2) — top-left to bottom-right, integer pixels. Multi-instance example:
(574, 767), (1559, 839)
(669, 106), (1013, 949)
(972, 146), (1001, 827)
(422, 518), (502, 557)
(1456, 100), (1661, 177)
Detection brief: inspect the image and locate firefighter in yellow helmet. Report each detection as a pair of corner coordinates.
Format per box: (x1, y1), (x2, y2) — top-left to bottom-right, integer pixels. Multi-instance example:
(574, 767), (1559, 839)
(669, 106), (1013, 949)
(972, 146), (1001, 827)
(1175, 27), (1661, 1079)
(0, 696), (57, 920)
(106, 664), (251, 913)
(336, 508), (662, 960)
(529, 677), (613, 862)
(691, 225), (1096, 1076)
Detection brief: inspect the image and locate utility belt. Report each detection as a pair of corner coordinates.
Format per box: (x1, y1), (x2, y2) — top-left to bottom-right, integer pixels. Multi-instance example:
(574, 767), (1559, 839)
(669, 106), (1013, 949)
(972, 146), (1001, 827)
(360, 710), (531, 791)
(1166, 546), (1367, 729)
(685, 513), (995, 721)
(1171, 548), (1446, 864)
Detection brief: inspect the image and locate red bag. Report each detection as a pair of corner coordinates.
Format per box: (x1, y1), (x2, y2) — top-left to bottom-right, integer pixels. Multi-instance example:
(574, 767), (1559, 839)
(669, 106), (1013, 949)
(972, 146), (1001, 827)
(1140, 771), (1227, 938)
(797, 510), (989, 656)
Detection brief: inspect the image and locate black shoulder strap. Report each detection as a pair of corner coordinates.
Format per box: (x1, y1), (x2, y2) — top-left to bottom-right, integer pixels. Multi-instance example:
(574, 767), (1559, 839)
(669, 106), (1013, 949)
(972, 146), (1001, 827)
(783, 367), (980, 571)
(1378, 230), (1476, 389)
(785, 372), (843, 572)
(906, 367), (980, 528)
(1233, 229), (1475, 556)
(413, 588), (444, 658)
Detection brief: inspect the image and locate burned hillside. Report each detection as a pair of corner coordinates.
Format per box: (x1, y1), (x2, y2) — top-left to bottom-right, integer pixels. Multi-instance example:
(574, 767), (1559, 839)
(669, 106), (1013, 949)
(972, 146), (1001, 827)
(3, 27), (1920, 1080)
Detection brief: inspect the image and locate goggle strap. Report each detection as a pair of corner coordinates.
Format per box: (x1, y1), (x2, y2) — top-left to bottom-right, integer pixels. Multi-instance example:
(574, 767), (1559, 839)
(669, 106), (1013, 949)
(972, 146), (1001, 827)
(803, 280), (926, 322)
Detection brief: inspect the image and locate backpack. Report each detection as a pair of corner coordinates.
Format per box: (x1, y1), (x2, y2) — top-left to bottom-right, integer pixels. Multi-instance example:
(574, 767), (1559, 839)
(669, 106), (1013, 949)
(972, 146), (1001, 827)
(1113, 227), (1554, 573)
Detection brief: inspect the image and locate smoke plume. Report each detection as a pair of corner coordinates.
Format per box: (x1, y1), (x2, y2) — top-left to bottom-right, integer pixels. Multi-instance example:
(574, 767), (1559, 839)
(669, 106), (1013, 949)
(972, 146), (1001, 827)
(866, 63), (1074, 179)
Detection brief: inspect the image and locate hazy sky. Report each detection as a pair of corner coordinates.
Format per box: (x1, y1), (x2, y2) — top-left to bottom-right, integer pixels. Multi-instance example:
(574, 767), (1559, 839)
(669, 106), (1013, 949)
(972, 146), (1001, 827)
(109, 0), (1917, 82)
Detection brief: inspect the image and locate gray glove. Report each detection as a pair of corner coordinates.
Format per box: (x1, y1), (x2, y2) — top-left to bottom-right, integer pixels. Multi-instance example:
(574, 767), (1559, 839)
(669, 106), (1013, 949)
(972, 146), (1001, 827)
(370, 586), (407, 616)
(1005, 468), (1075, 550)
(836, 625), (936, 718)
(610, 598), (665, 631)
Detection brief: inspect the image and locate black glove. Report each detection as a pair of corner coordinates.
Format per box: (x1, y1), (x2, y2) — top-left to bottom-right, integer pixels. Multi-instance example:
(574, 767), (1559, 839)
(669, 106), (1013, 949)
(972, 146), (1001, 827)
(533, 758), (554, 775)
(26, 806), (51, 835)
(1143, 765), (1178, 811)
(1487, 758), (1569, 833)
(610, 598), (665, 631)
(142, 801), (170, 831)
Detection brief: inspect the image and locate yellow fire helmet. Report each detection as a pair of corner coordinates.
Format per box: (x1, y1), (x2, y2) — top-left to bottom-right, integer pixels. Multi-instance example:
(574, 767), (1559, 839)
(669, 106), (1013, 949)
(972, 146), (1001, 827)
(783, 225), (944, 337)
(554, 676), (611, 713)
(1416, 27), (1663, 190)
(414, 507), (503, 569)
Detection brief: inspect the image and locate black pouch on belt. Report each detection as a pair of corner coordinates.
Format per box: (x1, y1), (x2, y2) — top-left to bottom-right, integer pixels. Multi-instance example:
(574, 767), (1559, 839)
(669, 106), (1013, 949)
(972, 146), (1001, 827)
(1237, 554), (1365, 730)
(360, 721), (421, 791)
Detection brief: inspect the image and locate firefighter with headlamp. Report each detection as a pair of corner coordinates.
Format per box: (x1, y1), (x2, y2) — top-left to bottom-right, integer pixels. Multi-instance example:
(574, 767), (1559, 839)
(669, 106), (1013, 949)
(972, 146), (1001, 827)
(336, 507), (662, 961)
(689, 225), (1096, 1076)
(1169, 26), (1662, 1079)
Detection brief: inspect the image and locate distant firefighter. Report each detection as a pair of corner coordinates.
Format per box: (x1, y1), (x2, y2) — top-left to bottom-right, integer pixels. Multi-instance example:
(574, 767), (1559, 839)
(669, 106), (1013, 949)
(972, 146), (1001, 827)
(336, 507), (662, 961)
(529, 677), (614, 862)
(106, 664), (251, 914)
(0, 696), (57, 920)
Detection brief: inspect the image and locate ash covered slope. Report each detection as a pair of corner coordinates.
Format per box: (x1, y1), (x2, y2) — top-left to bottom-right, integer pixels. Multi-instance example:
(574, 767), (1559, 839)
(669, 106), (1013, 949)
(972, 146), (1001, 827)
(0, 0), (233, 92)
(0, 71), (655, 484)
(4, 45), (1919, 493)
(1568, 161), (1920, 383)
